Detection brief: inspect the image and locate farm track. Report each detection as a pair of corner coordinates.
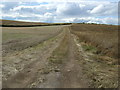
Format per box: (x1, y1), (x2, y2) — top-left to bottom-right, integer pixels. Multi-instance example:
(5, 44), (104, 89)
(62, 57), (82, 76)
(2, 26), (89, 88)
(37, 27), (89, 88)
(59, 30), (89, 88)
(2, 25), (118, 88)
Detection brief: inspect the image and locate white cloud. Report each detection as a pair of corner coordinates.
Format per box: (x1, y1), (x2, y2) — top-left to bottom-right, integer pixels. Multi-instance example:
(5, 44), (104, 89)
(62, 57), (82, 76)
(0, 4), (5, 8)
(1, 1), (118, 25)
(90, 2), (118, 16)
(9, 3), (57, 15)
(59, 17), (118, 25)
(56, 2), (81, 16)
(90, 4), (104, 14)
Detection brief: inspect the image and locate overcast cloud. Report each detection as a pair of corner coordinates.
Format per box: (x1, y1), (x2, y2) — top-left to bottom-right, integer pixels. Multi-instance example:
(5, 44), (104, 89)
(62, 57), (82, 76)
(0, 0), (118, 25)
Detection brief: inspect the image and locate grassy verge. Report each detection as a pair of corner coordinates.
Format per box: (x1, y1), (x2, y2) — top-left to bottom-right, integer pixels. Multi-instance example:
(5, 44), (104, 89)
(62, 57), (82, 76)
(71, 24), (119, 88)
(73, 33), (118, 88)
(81, 42), (97, 54)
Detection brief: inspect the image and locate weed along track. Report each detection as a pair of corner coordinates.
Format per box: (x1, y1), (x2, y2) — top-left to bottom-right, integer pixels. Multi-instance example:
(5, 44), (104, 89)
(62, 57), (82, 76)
(2, 24), (118, 88)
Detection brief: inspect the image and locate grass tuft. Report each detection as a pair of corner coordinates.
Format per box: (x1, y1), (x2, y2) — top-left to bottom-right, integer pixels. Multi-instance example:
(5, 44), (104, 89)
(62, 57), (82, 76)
(82, 43), (97, 53)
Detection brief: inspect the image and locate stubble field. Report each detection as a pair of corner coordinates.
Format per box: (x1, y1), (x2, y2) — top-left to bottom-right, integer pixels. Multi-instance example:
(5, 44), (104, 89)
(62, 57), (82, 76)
(2, 21), (119, 88)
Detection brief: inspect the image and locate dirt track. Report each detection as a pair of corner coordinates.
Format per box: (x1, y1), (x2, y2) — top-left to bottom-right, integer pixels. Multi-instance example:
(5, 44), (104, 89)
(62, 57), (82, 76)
(2, 26), (91, 88)
(2, 25), (118, 88)
(37, 27), (89, 88)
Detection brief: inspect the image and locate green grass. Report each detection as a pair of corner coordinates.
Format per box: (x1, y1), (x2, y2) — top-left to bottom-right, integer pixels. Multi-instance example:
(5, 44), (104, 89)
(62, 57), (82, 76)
(82, 44), (97, 53)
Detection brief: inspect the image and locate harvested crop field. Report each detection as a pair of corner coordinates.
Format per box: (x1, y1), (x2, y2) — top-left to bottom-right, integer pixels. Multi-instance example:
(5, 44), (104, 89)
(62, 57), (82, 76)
(2, 22), (119, 88)
(0, 20), (48, 27)
(2, 26), (63, 56)
(71, 24), (118, 59)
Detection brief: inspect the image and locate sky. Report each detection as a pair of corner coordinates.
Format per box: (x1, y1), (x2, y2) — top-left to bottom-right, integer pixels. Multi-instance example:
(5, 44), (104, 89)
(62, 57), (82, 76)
(0, 0), (119, 25)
